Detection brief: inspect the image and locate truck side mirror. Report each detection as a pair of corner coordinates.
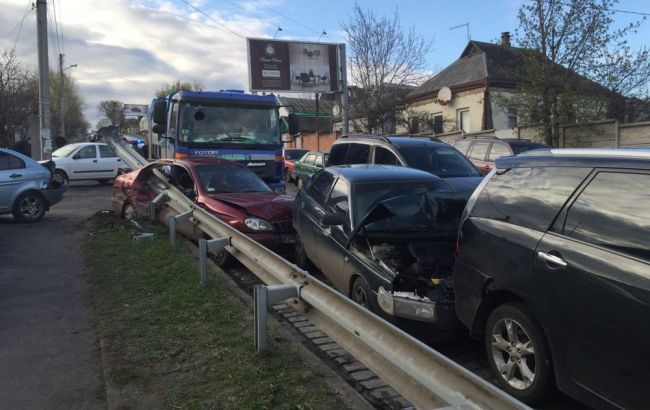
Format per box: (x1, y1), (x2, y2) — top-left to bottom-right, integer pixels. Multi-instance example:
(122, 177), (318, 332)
(152, 123), (166, 135)
(152, 100), (167, 125)
(288, 113), (299, 135)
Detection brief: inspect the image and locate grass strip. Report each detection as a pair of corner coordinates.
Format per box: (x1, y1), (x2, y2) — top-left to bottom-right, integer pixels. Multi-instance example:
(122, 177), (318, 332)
(84, 214), (349, 409)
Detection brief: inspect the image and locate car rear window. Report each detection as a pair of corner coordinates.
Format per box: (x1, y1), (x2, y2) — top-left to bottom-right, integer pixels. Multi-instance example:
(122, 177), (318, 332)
(399, 146), (480, 178)
(327, 143), (369, 165)
(512, 144), (548, 154)
(0, 152), (26, 170)
(470, 167), (590, 231)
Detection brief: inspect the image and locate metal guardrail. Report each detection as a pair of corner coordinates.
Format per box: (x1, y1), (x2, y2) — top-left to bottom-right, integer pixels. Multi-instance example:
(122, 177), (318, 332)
(107, 138), (530, 410)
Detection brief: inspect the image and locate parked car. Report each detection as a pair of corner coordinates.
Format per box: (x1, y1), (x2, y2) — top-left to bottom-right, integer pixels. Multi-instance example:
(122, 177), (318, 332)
(51, 142), (125, 185)
(293, 151), (328, 189)
(0, 148), (66, 222)
(452, 137), (549, 175)
(454, 148), (650, 408)
(112, 158), (295, 266)
(293, 165), (470, 339)
(283, 148), (309, 183)
(327, 136), (483, 193)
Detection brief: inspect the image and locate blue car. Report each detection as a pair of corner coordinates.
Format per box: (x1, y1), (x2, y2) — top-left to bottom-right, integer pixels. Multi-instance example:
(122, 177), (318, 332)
(0, 148), (66, 222)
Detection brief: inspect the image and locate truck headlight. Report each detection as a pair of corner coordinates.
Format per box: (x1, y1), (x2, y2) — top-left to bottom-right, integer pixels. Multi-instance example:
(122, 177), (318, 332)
(244, 217), (273, 231)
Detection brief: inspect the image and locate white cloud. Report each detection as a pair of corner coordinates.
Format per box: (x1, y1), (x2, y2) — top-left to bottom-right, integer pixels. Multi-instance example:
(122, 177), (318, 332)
(1, 0), (273, 128)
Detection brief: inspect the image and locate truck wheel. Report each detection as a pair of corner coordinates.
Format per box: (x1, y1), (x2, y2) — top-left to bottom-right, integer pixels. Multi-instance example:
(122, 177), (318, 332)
(485, 303), (553, 404)
(12, 191), (47, 222)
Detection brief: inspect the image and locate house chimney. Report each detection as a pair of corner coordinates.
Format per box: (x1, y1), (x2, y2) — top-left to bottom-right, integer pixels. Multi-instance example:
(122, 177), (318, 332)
(501, 31), (511, 47)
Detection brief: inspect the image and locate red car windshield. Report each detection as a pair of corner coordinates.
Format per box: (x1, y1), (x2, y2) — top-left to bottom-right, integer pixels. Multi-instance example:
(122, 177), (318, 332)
(195, 164), (272, 194)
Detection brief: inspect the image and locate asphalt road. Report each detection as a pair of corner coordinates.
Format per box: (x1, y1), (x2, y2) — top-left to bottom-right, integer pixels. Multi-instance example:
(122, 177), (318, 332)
(0, 181), (112, 410)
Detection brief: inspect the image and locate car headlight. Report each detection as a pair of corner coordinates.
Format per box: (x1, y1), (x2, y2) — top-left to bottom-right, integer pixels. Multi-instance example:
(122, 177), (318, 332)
(244, 217), (273, 231)
(377, 287), (437, 322)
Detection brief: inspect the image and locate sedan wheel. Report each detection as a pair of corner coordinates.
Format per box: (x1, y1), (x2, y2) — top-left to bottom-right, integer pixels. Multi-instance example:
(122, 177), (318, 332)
(12, 192), (46, 222)
(485, 303), (552, 404)
(122, 203), (136, 220)
(351, 277), (373, 311)
(51, 169), (69, 188)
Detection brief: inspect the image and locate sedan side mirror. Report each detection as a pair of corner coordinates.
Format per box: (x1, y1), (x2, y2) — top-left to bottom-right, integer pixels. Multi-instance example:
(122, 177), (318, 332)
(321, 212), (346, 226)
(73, 153), (81, 160)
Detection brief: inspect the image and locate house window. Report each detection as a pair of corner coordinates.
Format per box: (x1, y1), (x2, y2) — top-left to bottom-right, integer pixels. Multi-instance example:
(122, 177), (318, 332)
(433, 114), (443, 134)
(507, 112), (517, 129)
(411, 118), (420, 134)
(458, 109), (470, 132)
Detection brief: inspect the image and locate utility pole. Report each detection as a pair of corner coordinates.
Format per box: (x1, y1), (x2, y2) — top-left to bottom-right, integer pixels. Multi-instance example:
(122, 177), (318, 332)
(338, 43), (349, 136)
(315, 92), (319, 151)
(59, 53), (65, 140)
(35, 0), (51, 160)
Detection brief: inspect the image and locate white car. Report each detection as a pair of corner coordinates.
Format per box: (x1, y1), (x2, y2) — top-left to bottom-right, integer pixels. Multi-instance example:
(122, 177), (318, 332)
(51, 142), (125, 185)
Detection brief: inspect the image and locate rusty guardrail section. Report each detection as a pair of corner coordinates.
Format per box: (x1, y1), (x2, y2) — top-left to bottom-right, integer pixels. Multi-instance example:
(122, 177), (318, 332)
(108, 138), (529, 410)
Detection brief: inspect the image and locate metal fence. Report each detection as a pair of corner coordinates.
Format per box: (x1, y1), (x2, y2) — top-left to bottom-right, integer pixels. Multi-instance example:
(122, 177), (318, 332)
(107, 138), (529, 410)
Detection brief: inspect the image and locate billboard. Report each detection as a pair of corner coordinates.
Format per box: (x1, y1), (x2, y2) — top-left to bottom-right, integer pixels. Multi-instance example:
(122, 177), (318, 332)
(247, 38), (340, 93)
(124, 104), (149, 116)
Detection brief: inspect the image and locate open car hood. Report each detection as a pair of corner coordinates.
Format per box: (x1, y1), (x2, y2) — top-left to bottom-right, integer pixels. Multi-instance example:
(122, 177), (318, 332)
(346, 191), (465, 246)
(207, 192), (295, 221)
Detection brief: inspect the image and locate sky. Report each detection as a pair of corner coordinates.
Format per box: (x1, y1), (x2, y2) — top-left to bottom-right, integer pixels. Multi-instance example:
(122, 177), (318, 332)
(1, 0), (649, 128)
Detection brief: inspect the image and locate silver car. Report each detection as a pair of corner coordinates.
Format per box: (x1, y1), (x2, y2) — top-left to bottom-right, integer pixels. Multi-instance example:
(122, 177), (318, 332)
(0, 148), (66, 222)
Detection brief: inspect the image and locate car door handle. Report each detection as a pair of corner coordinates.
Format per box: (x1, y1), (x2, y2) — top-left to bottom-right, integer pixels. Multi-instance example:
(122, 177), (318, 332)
(117, 158), (121, 162)
(93, 159), (98, 163)
(9, 173), (22, 178)
(537, 251), (568, 267)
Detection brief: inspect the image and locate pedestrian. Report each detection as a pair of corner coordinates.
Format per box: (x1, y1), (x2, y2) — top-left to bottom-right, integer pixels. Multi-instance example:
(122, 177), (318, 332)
(12, 136), (31, 157)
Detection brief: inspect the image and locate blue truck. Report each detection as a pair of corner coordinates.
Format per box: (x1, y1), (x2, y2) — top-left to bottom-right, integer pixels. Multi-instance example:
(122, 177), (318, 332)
(150, 90), (298, 191)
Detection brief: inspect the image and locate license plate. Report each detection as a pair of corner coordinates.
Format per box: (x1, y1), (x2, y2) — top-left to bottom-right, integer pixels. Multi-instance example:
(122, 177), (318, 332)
(281, 235), (296, 244)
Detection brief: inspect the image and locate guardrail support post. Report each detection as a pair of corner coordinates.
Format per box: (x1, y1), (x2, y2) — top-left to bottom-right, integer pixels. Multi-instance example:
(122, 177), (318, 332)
(199, 237), (231, 287)
(169, 210), (192, 249)
(254, 284), (299, 352)
(148, 192), (168, 222)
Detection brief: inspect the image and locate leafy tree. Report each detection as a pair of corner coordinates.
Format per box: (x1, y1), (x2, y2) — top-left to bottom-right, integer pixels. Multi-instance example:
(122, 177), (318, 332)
(0, 49), (38, 147)
(155, 79), (204, 98)
(50, 71), (88, 139)
(500, 0), (649, 146)
(97, 100), (125, 128)
(341, 4), (431, 133)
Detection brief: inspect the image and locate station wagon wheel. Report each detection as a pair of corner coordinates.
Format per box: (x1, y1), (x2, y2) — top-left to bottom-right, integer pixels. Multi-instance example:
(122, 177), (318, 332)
(351, 276), (373, 312)
(485, 303), (552, 404)
(12, 191), (47, 223)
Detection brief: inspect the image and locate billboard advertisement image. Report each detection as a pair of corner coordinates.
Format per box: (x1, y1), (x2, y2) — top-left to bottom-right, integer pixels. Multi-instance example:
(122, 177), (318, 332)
(248, 38), (339, 93)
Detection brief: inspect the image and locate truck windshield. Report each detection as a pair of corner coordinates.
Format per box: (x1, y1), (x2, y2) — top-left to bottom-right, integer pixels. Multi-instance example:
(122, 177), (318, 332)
(178, 102), (281, 147)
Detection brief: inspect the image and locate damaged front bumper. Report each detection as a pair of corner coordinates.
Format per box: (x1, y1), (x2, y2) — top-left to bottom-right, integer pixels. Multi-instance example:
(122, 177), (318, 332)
(377, 287), (451, 323)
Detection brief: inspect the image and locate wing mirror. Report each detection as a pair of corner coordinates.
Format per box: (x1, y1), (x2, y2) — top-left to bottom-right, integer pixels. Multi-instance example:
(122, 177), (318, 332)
(73, 153), (81, 160)
(321, 212), (346, 226)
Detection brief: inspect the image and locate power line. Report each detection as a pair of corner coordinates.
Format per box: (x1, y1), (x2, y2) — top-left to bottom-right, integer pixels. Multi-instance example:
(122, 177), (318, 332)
(536, 0), (650, 17)
(179, 0), (245, 39)
(221, 0), (299, 37)
(52, 0), (64, 54)
(252, 3), (323, 36)
(0, 0), (32, 48)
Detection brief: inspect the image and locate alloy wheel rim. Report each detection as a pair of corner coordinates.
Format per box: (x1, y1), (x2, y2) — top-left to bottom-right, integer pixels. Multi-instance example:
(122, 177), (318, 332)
(354, 285), (369, 308)
(490, 318), (536, 390)
(20, 197), (43, 217)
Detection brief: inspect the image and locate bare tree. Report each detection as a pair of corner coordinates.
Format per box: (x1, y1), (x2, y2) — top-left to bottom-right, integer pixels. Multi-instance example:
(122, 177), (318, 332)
(499, 0), (649, 146)
(50, 71), (88, 139)
(155, 79), (205, 98)
(341, 4), (431, 133)
(0, 49), (38, 147)
(395, 107), (450, 135)
(97, 100), (125, 128)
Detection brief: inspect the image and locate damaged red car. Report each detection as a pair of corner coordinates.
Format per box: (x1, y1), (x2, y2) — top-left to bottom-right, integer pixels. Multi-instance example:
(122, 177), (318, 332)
(112, 158), (296, 266)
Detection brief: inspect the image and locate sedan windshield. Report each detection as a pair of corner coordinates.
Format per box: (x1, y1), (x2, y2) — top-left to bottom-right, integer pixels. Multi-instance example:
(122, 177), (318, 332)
(400, 146), (480, 177)
(179, 102), (281, 147)
(52, 145), (79, 158)
(195, 164), (272, 194)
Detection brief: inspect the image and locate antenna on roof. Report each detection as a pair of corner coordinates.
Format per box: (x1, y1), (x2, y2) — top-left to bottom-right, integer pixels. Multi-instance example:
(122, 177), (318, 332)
(450, 23), (470, 42)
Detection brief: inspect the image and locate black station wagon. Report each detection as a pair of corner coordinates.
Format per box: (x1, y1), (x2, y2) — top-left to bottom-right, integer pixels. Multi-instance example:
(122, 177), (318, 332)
(293, 165), (470, 339)
(454, 148), (650, 408)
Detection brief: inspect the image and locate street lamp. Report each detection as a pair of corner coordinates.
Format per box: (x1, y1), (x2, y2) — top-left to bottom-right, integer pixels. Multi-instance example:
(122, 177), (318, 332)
(59, 53), (77, 142)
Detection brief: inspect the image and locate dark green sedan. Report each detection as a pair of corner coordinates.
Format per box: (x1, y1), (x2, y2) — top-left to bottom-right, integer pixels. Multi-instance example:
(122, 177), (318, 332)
(293, 151), (328, 189)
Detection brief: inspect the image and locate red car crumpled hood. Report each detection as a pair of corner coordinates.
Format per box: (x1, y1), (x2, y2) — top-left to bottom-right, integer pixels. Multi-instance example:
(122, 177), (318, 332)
(207, 192), (295, 221)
